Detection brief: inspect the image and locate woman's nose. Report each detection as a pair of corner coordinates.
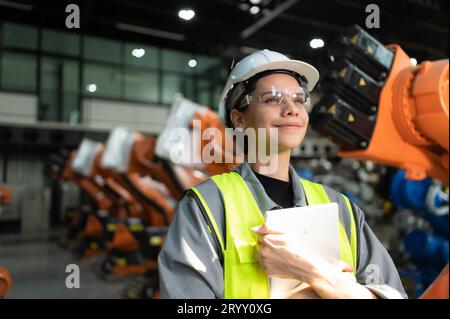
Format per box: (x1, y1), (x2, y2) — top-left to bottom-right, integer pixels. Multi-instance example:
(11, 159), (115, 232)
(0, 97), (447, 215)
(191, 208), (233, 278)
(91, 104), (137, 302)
(281, 98), (301, 117)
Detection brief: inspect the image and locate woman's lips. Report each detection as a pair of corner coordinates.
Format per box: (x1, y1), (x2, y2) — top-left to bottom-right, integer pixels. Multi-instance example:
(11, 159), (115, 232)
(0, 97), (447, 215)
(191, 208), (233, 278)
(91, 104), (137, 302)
(273, 123), (302, 129)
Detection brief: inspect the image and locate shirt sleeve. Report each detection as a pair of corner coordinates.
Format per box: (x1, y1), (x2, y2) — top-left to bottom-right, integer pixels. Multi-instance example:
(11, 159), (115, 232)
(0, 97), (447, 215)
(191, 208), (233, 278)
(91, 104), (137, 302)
(353, 204), (408, 299)
(158, 192), (224, 299)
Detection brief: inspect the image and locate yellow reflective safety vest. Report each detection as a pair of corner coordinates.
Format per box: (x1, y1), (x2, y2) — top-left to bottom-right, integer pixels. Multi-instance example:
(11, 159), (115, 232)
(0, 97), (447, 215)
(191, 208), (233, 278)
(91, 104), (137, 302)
(190, 171), (357, 299)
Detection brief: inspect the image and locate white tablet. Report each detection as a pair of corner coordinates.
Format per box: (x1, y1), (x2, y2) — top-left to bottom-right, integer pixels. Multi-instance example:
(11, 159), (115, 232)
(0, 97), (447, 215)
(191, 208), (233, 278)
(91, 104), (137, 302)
(265, 202), (340, 298)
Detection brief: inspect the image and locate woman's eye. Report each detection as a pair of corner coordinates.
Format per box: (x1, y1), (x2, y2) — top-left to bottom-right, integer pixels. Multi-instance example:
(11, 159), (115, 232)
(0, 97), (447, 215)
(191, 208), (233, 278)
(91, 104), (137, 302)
(264, 97), (278, 103)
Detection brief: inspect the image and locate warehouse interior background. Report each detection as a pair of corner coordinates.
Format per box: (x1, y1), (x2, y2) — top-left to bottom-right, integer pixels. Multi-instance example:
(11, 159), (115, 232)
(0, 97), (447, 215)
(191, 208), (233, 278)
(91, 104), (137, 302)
(0, 0), (448, 299)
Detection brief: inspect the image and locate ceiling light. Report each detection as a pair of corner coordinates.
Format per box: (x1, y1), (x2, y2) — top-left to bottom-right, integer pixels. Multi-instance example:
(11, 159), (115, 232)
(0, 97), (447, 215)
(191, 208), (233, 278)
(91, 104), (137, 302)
(86, 84), (97, 93)
(178, 9), (195, 21)
(188, 59), (197, 68)
(249, 5), (260, 15)
(132, 48), (145, 58)
(250, 0), (262, 4)
(310, 38), (325, 49)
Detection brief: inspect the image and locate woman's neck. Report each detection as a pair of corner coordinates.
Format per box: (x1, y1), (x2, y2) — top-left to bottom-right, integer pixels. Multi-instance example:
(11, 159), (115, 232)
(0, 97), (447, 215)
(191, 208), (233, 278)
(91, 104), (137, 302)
(249, 149), (291, 182)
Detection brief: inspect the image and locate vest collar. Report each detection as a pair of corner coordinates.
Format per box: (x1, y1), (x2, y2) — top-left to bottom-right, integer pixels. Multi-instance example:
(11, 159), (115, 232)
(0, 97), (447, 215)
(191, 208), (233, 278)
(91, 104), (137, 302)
(234, 161), (307, 215)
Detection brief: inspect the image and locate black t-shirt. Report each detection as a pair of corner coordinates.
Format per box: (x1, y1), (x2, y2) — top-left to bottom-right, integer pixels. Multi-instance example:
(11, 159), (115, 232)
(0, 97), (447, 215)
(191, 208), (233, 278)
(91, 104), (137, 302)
(253, 171), (294, 209)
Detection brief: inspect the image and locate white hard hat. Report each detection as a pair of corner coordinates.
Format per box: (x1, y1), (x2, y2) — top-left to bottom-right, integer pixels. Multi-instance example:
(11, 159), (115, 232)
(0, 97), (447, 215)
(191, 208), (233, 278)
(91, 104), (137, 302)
(218, 49), (319, 126)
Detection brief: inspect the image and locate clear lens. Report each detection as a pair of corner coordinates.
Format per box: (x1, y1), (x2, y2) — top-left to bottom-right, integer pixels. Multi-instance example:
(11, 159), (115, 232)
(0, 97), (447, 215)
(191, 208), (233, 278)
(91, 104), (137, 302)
(240, 86), (309, 108)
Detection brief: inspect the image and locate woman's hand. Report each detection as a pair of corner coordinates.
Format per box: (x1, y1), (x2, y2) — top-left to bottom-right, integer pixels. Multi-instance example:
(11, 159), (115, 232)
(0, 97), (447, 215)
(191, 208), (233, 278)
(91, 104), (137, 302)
(286, 282), (321, 299)
(253, 224), (326, 282)
(253, 224), (345, 282)
(253, 224), (377, 299)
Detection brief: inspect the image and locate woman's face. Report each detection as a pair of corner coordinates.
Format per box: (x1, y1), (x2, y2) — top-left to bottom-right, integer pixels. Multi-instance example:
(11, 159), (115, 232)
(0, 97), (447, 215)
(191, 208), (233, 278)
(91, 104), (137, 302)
(230, 73), (309, 153)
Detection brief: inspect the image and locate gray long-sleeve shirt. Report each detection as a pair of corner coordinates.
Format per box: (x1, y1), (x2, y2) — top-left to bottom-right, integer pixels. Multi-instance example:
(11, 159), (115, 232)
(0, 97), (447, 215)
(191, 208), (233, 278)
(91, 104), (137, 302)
(158, 162), (407, 299)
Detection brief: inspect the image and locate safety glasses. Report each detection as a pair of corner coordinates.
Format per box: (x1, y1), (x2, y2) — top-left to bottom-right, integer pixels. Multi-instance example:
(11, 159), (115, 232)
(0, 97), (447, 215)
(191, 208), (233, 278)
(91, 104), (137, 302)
(238, 86), (310, 109)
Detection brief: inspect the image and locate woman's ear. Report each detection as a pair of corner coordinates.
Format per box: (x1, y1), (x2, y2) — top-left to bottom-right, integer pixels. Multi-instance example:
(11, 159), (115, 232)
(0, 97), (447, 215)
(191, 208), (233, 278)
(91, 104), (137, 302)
(230, 109), (244, 129)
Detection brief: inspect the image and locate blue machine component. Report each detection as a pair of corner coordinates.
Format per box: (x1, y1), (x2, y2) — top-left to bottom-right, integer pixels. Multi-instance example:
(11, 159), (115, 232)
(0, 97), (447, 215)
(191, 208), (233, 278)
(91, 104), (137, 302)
(397, 268), (425, 298)
(424, 214), (449, 238)
(390, 170), (431, 211)
(296, 168), (314, 181)
(398, 266), (444, 298)
(390, 170), (449, 238)
(342, 191), (359, 205)
(403, 229), (449, 297)
(430, 189), (449, 213)
(404, 229), (449, 268)
(391, 170), (449, 297)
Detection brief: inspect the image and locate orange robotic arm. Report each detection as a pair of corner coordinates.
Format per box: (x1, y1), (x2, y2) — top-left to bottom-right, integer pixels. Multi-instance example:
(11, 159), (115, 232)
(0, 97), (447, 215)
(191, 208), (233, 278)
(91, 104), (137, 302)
(342, 46), (448, 183)
(0, 188), (12, 298)
(63, 151), (113, 211)
(192, 109), (239, 176)
(0, 266), (12, 298)
(0, 186), (11, 206)
(310, 25), (448, 299)
(131, 134), (208, 200)
(311, 25), (448, 184)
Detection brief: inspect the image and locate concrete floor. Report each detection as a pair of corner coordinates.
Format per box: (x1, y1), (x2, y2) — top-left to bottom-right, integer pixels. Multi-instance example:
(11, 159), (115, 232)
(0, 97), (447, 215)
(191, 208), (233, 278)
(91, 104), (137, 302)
(0, 239), (125, 299)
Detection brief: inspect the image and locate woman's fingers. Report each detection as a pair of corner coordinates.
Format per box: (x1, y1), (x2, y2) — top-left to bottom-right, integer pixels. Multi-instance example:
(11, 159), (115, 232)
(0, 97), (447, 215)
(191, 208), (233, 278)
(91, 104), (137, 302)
(252, 224), (284, 235)
(257, 230), (358, 286)
(259, 233), (291, 249)
(328, 260), (357, 282)
(330, 260), (354, 273)
(287, 283), (321, 299)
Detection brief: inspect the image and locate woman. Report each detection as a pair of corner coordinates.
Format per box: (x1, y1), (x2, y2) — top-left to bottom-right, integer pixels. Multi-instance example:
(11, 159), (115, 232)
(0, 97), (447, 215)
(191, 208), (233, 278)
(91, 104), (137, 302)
(158, 49), (406, 299)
